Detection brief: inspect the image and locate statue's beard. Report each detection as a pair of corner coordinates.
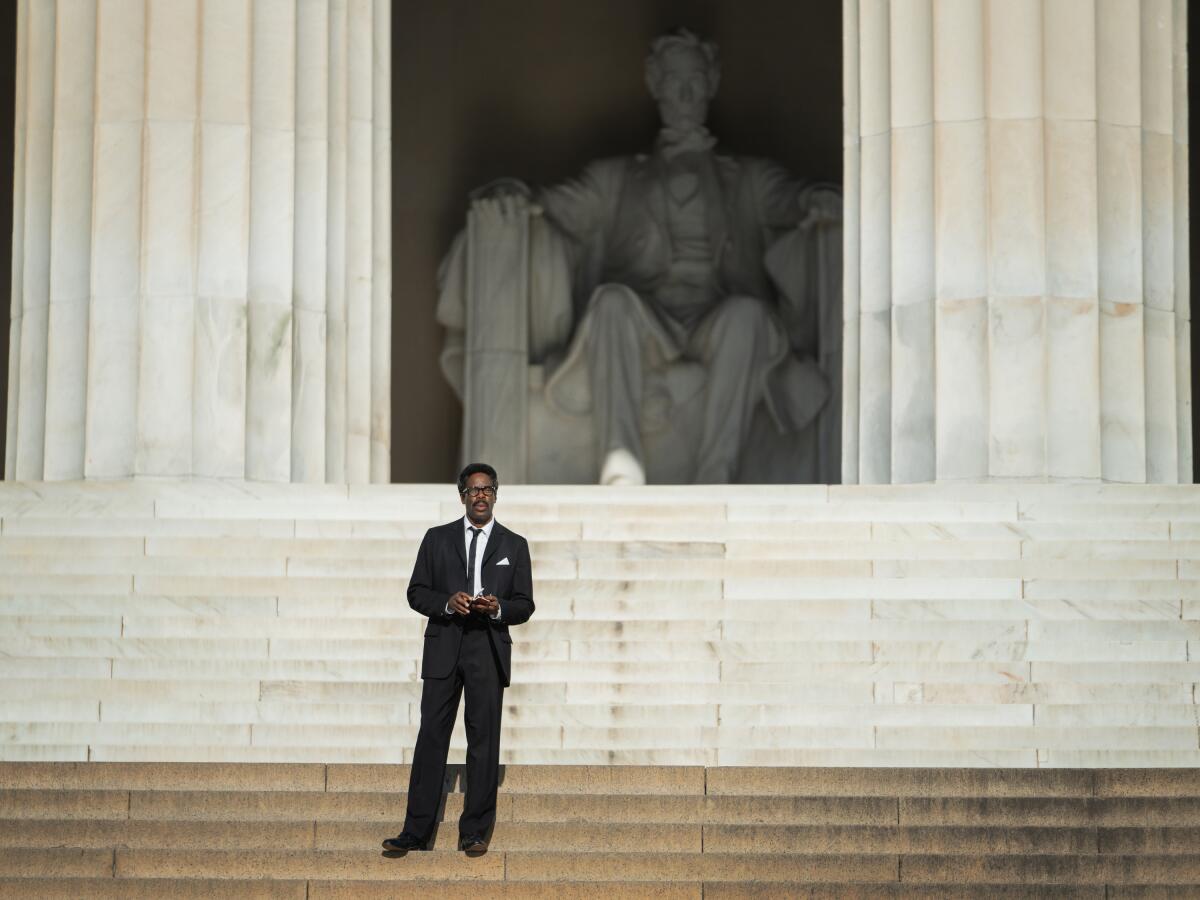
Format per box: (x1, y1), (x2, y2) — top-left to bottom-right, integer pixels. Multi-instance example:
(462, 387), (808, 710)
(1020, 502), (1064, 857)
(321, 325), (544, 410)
(659, 102), (708, 135)
(657, 120), (717, 159)
(658, 104), (715, 160)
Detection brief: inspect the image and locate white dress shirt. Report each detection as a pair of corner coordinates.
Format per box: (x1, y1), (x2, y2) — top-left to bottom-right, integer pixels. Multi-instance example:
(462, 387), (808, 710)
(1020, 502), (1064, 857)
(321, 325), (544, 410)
(444, 516), (501, 620)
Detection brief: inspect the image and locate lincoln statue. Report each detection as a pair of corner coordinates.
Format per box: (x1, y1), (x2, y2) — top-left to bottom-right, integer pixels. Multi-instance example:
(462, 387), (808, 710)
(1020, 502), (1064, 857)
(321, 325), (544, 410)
(438, 30), (842, 485)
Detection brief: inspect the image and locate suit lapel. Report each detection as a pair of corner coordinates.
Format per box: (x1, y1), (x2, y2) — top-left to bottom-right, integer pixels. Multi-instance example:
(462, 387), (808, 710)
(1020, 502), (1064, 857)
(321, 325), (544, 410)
(449, 519), (466, 573)
(482, 522), (508, 568)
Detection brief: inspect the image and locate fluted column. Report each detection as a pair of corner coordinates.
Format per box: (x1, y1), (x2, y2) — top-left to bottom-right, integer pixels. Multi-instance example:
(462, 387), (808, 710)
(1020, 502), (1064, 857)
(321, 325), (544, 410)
(6, 0), (391, 483)
(842, 0), (1190, 484)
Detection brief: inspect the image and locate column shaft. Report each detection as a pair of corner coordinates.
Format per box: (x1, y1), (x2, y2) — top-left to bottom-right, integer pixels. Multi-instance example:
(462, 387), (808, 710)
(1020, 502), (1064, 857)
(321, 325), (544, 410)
(844, 0), (1191, 484)
(324, 0), (348, 483)
(12, 0), (55, 481)
(369, 0), (392, 484)
(293, 0), (330, 484)
(42, 0), (96, 480)
(6, 0), (29, 479)
(888, 0), (935, 483)
(247, 0), (298, 483)
(6, 0), (392, 483)
(840, 0), (861, 484)
(87, 0), (145, 478)
(856, 0), (892, 485)
(933, 0), (988, 481)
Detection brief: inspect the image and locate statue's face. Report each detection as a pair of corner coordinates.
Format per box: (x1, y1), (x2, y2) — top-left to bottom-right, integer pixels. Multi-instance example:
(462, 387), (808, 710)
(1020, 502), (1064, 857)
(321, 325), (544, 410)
(653, 45), (712, 132)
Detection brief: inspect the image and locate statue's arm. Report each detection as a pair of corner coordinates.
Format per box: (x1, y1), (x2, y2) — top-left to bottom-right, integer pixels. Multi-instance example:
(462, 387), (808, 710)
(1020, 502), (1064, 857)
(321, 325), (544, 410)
(748, 158), (841, 230)
(536, 159), (623, 245)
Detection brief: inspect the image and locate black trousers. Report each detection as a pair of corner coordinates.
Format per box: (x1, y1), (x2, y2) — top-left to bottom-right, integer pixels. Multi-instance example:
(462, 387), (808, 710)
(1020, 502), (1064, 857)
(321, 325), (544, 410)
(403, 625), (504, 841)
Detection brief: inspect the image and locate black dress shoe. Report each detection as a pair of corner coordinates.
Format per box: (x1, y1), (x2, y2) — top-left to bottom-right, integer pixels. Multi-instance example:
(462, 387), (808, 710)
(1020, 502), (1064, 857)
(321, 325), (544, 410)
(459, 833), (488, 854)
(382, 831), (427, 852)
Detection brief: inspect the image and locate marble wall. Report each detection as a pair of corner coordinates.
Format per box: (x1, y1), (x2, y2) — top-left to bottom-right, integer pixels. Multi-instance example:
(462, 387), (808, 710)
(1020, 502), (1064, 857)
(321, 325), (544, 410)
(842, 0), (1192, 484)
(5, 0), (391, 483)
(3, 2), (1194, 485)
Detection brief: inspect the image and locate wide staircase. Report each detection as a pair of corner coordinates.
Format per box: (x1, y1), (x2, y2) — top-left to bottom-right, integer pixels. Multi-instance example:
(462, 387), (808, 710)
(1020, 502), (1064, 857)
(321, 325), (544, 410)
(1, 480), (1199, 892)
(2, 480), (1198, 767)
(0, 761), (1197, 896)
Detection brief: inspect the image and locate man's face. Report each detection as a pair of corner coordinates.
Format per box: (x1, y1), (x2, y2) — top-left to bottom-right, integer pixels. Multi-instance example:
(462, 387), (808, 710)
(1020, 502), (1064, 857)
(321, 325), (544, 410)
(653, 46), (712, 132)
(460, 472), (497, 525)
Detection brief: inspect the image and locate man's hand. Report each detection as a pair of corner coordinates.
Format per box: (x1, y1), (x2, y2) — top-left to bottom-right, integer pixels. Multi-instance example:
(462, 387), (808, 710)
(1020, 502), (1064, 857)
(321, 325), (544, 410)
(448, 592), (474, 616)
(471, 594), (500, 618)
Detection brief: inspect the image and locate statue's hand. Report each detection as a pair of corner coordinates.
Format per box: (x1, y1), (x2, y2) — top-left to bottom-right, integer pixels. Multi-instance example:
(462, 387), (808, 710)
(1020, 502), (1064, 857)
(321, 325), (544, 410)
(798, 185), (842, 230)
(468, 177), (541, 221)
(470, 176), (532, 201)
(471, 192), (540, 226)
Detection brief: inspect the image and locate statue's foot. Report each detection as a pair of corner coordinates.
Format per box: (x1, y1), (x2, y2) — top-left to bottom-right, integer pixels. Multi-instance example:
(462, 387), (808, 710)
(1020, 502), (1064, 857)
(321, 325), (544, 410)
(600, 448), (646, 486)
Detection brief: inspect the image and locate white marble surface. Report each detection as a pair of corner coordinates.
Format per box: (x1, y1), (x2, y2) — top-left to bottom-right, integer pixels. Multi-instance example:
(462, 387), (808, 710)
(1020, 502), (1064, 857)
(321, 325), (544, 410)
(6, 0), (390, 483)
(0, 480), (1198, 764)
(845, 0), (1190, 484)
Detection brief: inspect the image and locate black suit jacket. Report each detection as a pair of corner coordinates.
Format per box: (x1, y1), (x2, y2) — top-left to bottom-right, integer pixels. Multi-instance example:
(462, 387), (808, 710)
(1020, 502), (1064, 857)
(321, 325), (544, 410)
(407, 519), (534, 687)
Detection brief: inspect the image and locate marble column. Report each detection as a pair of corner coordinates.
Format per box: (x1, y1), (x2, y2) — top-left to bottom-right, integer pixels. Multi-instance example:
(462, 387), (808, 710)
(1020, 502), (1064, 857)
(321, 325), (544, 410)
(842, 0), (1190, 484)
(6, 0), (391, 483)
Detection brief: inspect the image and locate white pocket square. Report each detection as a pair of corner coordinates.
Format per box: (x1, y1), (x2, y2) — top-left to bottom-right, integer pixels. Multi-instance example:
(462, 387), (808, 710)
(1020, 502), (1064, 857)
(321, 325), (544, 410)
(497, 557), (510, 566)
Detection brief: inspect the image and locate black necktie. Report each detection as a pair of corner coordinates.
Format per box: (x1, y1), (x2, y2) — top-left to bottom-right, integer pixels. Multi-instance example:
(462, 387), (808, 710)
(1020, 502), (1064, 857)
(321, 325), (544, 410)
(467, 527), (481, 596)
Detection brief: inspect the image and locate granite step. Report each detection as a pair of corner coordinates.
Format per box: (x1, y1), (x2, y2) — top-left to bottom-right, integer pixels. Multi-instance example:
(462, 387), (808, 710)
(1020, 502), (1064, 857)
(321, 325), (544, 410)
(0, 762), (703, 793)
(6, 849), (1194, 887)
(0, 764), (1197, 893)
(11, 818), (1197, 855)
(0, 789), (903, 826)
(0, 880), (695, 899)
(3, 762), (1198, 797)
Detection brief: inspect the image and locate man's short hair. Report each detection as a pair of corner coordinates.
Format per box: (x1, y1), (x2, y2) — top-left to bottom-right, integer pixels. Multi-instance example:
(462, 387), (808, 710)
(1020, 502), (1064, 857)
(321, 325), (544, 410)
(458, 462), (499, 493)
(645, 28), (720, 98)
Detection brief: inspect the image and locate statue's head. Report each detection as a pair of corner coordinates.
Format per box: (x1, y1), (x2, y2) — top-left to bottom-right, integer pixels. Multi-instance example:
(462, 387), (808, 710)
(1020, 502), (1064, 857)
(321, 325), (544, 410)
(645, 29), (720, 132)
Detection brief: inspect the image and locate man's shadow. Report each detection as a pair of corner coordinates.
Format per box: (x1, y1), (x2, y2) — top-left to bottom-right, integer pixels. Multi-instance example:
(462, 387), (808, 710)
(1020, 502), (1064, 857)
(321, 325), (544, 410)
(382, 764), (506, 857)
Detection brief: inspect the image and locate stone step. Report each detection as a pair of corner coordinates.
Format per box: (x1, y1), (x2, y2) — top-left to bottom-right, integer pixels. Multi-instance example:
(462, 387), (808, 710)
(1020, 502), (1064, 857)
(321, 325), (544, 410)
(5, 819), (1196, 855)
(663, 888), (1100, 900)
(103, 849), (901, 882)
(8, 764), (1197, 799)
(0, 879), (700, 899)
(2, 480), (1199, 766)
(5, 789), (1199, 829)
(0, 761), (328, 791)
(0, 762), (705, 793)
(14, 721), (1200, 756)
(0, 819), (701, 852)
(7, 718), (1200, 764)
(0, 763), (1196, 892)
(0, 880), (306, 899)
(0, 884), (1163, 900)
(0, 790), (900, 826)
(0, 636), (1195, 670)
(47, 847), (1198, 884)
(60, 553), (1140, 581)
(6, 616), (1200, 649)
(7, 745), (1107, 766)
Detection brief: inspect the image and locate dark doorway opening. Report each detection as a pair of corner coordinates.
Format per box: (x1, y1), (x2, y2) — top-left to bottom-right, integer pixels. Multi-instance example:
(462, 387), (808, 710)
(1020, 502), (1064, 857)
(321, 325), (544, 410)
(389, 0), (843, 481)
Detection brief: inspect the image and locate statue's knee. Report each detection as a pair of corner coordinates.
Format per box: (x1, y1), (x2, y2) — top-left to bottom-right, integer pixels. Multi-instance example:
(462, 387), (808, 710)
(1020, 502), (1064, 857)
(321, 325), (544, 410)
(590, 284), (640, 320)
(721, 294), (770, 319)
(713, 295), (773, 336)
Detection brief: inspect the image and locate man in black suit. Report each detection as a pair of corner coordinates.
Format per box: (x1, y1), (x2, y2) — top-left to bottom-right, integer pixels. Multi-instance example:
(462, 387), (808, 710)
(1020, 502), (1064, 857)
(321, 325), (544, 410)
(383, 463), (534, 855)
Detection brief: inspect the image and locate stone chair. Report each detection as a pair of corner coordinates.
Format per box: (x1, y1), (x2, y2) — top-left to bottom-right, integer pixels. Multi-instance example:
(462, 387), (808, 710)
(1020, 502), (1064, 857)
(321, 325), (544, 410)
(436, 194), (843, 484)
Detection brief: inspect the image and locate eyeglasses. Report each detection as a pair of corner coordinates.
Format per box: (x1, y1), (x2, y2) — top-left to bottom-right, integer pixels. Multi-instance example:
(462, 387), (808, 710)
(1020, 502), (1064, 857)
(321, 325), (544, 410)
(461, 485), (497, 498)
